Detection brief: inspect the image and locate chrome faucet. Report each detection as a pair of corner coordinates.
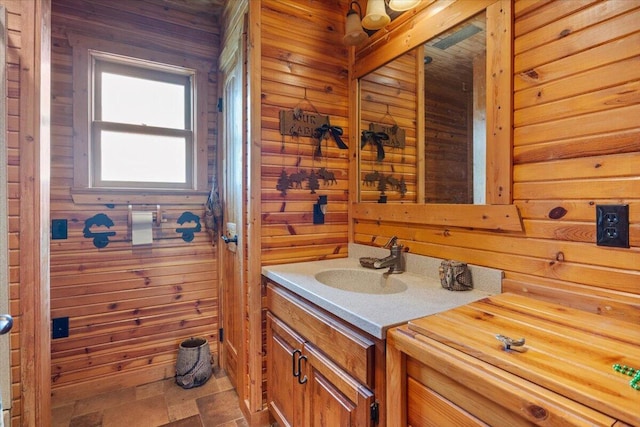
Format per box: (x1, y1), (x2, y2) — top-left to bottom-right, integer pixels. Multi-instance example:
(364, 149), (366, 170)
(373, 236), (405, 274)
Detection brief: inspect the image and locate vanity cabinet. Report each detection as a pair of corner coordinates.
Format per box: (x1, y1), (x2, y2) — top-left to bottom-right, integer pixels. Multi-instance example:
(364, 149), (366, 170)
(265, 279), (381, 427)
(387, 293), (640, 427)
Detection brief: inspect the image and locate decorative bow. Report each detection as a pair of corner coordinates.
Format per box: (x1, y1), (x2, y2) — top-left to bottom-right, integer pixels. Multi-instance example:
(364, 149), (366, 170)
(361, 130), (389, 162)
(313, 124), (348, 158)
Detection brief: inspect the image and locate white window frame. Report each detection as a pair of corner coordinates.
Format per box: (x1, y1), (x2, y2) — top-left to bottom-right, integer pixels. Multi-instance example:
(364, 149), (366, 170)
(70, 35), (210, 203)
(92, 54), (194, 189)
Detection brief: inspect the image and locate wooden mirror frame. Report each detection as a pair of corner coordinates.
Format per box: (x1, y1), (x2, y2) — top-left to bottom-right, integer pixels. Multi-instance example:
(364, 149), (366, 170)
(349, 0), (522, 232)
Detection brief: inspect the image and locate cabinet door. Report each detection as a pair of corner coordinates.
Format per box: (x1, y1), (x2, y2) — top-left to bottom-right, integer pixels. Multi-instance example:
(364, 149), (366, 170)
(304, 343), (375, 427)
(267, 313), (305, 427)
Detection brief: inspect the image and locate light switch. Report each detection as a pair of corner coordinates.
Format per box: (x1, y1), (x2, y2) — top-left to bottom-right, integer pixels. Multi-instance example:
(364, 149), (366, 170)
(52, 219), (68, 240)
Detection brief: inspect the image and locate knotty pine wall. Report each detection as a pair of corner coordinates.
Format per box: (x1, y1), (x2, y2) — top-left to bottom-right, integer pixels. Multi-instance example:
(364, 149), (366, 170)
(353, 0), (640, 321)
(260, 0), (351, 265)
(49, 0), (221, 400)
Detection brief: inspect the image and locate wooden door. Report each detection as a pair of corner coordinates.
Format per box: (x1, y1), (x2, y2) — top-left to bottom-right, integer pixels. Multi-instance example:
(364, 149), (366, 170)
(219, 19), (246, 392)
(266, 313), (306, 427)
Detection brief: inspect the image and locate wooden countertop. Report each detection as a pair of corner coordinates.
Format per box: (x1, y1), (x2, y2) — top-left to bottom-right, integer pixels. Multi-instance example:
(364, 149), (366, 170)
(407, 293), (640, 426)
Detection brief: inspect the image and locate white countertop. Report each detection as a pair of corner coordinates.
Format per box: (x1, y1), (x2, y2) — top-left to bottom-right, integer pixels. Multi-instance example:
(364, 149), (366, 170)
(262, 244), (502, 339)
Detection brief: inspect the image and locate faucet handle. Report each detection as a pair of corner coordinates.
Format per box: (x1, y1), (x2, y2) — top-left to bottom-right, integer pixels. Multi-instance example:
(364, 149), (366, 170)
(383, 236), (398, 249)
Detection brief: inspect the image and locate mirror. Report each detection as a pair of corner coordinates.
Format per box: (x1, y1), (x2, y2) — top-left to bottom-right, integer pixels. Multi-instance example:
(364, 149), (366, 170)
(423, 12), (486, 204)
(359, 48), (419, 203)
(355, 0), (512, 207)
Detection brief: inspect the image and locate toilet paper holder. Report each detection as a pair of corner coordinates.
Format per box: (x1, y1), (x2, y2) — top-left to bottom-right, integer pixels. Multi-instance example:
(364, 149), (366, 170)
(128, 204), (166, 227)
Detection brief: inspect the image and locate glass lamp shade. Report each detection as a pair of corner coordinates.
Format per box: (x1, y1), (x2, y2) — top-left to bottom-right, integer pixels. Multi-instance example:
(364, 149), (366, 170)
(388, 0), (421, 11)
(344, 10), (368, 46)
(362, 0), (390, 30)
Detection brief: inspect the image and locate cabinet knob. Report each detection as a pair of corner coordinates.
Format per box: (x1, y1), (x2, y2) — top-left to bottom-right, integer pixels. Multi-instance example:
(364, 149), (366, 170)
(0, 314), (12, 335)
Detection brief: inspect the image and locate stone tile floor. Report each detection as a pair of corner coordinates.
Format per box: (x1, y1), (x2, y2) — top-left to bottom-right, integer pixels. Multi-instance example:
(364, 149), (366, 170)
(52, 368), (248, 427)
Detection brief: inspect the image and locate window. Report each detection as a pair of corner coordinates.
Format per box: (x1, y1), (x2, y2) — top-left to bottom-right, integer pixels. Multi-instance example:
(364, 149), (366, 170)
(70, 35), (211, 203)
(92, 55), (194, 189)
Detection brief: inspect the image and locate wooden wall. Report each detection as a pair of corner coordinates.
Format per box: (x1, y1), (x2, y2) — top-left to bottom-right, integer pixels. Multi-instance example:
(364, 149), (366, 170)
(4, 2), (23, 421)
(260, 0), (351, 265)
(49, 0), (221, 400)
(353, 0), (640, 321)
(255, 0), (351, 417)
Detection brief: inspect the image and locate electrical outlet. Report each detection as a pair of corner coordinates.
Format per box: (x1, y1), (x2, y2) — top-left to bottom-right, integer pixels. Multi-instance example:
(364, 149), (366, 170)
(51, 219), (68, 240)
(596, 205), (629, 248)
(52, 317), (69, 339)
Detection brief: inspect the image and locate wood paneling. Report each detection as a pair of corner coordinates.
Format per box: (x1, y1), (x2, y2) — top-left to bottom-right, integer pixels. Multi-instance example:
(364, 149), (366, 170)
(260, 0), (350, 266)
(353, 0), (640, 318)
(3, 3), (24, 423)
(49, 0), (220, 401)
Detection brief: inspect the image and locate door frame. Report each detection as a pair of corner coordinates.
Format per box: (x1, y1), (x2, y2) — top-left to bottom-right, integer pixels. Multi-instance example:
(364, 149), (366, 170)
(218, 0), (249, 413)
(218, 16), (245, 395)
(28, 0), (52, 425)
(246, 0), (264, 417)
(217, 0), (266, 422)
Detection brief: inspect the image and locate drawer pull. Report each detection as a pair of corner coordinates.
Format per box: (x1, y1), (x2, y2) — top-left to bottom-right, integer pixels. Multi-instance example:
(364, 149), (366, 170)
(297, 354), (308, 384)
(496, 334), (525, 351)
(292, 349), (302, 378)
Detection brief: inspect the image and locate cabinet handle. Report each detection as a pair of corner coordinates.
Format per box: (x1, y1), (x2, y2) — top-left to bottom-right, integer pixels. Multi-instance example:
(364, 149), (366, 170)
(292, 349), (302, 378)
(496, 334), (525, 351)
(297, 354), (308, 384)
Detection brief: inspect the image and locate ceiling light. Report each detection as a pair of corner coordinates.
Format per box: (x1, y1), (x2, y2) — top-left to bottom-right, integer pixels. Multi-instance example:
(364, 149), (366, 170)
(344, 1), (368, 46)
(362, 0), (390, 30)
(387, 0), (421, 11)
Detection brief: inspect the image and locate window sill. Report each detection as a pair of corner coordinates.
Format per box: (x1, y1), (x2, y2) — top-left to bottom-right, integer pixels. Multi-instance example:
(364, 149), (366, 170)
(70, 187), (210, 206)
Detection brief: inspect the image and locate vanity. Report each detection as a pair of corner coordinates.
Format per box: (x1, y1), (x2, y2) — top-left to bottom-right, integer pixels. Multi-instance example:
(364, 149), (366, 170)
(262, 244), (502, 426)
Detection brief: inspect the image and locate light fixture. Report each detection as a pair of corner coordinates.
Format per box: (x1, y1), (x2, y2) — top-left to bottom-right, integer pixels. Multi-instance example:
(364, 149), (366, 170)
(387, 0), (421, 11)
(362, 0), (390, 30)
(343, 1), (368, 46)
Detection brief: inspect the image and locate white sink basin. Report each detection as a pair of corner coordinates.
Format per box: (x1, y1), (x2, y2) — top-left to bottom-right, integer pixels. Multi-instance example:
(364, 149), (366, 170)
(314, 268), (408, 294)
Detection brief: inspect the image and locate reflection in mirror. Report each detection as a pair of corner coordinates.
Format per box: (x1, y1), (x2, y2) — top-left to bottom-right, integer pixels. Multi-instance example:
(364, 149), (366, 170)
(424, 11), (486, 204)
(358, 11), (490, 205)
(359, 50), (418, 203)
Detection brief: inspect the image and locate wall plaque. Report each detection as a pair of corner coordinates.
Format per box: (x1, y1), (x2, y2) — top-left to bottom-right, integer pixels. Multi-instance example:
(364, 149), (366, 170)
(370, 123), (406, 148)
(279, 109), (329, 137)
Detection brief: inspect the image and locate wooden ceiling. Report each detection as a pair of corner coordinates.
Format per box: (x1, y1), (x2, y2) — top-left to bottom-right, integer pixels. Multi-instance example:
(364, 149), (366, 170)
(159, 0), (224, 13)
(423, 11), (486, 86)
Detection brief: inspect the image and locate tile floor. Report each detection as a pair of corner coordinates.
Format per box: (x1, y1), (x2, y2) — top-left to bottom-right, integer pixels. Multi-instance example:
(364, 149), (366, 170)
(52, 368), (248, 427)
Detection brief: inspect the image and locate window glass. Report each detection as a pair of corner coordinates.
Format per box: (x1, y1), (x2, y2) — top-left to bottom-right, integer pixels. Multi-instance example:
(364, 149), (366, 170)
(92, 56), (194, 189)
(100, 72), (187, 129)
(99, 131), (187, 183)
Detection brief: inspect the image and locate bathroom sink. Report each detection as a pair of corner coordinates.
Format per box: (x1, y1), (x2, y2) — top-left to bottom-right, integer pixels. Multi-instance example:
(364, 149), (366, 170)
(314, 269), (408, 294)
